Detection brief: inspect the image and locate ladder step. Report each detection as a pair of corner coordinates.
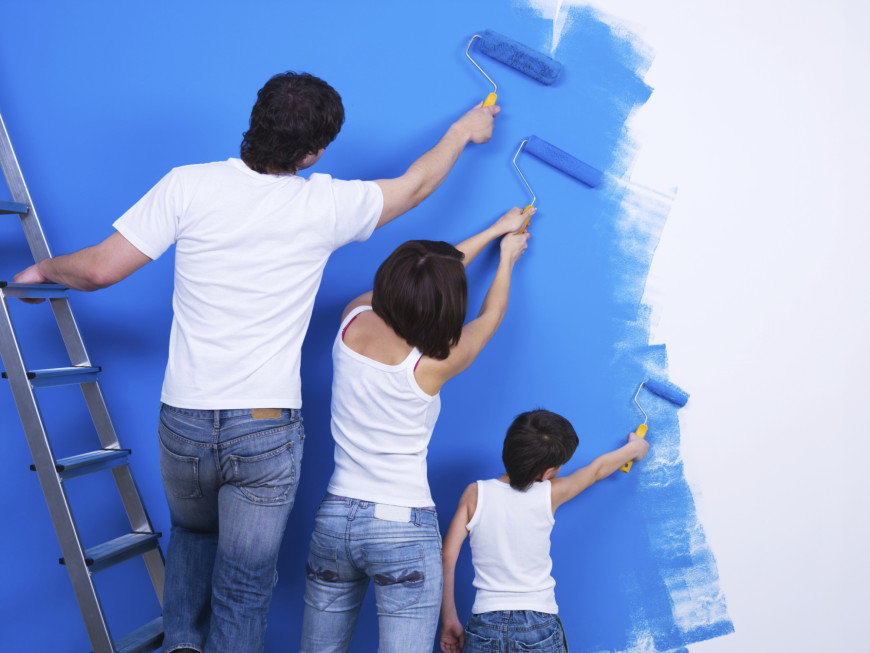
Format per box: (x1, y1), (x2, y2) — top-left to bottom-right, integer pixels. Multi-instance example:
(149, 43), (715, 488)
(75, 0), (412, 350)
(61, 532), (162, 574)
(2, 365), (101, 387)
(0, 199), (28, 214)
(0, 281), (69, 299)
(30, 449), (131, 480)
(110, 616), (164, 653)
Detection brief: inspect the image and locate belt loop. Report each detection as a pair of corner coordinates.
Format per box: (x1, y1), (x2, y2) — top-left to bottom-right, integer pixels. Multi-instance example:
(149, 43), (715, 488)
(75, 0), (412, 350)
(413, 507), (421, 526)
(348, 499), (359, 521)
(213, 410), (220, 429)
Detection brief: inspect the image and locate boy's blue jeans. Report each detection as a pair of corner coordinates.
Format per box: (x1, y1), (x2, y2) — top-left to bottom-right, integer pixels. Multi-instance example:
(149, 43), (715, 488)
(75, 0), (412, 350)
(464, 610), (567, 652)
(300, 494), (443, 653)
(157, 404), (304, 653)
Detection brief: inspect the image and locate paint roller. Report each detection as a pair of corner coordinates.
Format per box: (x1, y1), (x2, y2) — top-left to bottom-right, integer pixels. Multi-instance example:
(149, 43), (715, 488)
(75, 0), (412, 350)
(621, 378), (690, 473)
(513, 136), (604, 232)
(465, 30), (563, 107)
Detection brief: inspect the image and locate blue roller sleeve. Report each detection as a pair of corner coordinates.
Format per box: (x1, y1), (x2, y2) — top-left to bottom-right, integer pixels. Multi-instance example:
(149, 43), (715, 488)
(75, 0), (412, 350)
(644, 378), (690, 407)
(525, 135), (604, 188)
(478, 29), (563, 85)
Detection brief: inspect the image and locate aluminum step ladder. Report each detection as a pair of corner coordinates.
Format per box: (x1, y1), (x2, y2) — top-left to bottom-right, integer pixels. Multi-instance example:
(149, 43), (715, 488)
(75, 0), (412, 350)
(0, 111), (164, 653)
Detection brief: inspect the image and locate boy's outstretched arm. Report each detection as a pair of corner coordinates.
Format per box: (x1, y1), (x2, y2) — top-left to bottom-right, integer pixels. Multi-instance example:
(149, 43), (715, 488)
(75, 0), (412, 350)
(551, 433), (650, 511)
(374, 104), (500, 228)
(440, 482), (478, 653)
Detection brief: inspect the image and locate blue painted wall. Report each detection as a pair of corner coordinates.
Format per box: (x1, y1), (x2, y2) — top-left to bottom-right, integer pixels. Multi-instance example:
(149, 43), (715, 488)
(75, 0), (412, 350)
(0, 1), (731, 651)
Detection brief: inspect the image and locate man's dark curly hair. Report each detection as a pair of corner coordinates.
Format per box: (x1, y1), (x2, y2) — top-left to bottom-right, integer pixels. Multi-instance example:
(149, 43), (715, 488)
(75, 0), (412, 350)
(240, 72), (344, 174)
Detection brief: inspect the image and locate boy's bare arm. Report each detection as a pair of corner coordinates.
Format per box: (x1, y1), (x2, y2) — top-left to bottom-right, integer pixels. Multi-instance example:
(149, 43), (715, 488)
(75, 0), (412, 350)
(440, 482), (478, 653)
(551, 433), (649, 510)
(374, 104), (500, 228)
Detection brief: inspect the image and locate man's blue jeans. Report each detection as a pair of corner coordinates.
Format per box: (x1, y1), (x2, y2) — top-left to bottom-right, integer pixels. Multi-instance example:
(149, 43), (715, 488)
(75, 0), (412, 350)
(464, 611), (567, 652)
(157, 404), (304, 653)
(300, 494), (443, 653)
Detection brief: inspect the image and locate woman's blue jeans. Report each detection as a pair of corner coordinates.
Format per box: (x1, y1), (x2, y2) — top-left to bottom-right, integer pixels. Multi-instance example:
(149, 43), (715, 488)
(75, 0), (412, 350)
(464, 611), (568, 652)
(157, 404), (304, 653)
(300, 495), (443, 653)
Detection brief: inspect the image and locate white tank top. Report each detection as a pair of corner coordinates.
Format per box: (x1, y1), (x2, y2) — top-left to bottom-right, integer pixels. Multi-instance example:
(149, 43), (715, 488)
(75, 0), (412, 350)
(326, 306), (441, 507)
(467, 478), (558, 614)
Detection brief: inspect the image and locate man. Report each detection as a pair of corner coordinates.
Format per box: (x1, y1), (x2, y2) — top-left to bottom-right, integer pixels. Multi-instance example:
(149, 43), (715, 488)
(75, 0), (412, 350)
(14, 71), (499, 653)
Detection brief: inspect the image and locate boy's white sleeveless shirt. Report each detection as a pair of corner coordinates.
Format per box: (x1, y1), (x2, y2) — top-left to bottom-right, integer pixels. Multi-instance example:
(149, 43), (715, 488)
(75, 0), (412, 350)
(467, 478), (559, 614)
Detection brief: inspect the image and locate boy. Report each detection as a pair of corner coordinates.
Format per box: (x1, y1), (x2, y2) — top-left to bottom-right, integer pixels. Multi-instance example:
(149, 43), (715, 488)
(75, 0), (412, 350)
(439, 409), (649, 652)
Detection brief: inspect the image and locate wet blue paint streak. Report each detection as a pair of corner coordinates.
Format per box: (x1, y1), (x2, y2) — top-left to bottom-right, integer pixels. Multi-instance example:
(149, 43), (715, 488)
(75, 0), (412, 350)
(488, 6), (735, 651)
(620, 344), (735, 650)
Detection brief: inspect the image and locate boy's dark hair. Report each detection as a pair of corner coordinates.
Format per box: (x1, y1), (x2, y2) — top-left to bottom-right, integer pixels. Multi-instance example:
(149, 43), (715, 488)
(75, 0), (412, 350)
(240, 72), (344, 174)
(503, 409), (579, 490)
(372, 240), (467, 360)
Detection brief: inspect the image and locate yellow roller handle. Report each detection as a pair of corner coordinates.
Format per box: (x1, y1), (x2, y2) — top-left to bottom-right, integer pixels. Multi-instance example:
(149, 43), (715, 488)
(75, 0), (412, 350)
(519, 205), (535, 233)
(483, 92), (497, 107)
(619, 423), (648, 473)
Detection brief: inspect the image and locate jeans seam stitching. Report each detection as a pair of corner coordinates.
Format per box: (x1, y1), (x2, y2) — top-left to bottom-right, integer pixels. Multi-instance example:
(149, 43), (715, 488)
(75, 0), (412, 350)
(344, 526), (366, 576)
(227, 439), (294, 463)
(215, 423), (298, 447)
(159, 424), (214, 449)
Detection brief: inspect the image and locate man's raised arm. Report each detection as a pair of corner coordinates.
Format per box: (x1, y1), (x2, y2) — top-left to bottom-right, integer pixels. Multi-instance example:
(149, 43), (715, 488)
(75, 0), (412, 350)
(374, 104), (500, 228)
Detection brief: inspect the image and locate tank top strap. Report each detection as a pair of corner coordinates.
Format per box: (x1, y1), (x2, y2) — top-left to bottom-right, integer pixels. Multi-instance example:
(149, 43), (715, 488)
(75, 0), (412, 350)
(339, 305), (372, 339)
(466, 479), (487, 531)
(402, 346), (424, 370)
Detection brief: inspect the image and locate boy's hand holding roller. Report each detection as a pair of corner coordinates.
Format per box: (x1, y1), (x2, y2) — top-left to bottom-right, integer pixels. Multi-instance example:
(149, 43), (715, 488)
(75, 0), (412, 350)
(628, 431), (649, 462)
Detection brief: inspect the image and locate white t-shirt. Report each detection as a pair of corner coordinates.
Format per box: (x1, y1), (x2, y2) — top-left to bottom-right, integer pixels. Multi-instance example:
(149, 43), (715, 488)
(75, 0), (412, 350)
(327, 306), (441, 507)
(467, 478), (558, 614)
(113, 158), (382, 409)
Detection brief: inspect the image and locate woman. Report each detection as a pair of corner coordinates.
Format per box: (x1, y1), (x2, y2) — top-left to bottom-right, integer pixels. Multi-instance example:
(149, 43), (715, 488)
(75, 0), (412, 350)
(299, 207), (532, 652)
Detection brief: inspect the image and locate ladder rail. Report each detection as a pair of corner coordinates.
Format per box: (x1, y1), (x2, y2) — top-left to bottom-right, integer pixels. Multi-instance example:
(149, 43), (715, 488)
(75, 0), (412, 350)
(0, 291), (116, 653)
(50, 296), (92, 365)
(109, 462), (166, 603)
(0, 112), (52, 263)
(82, 378), (166, 600)
(1, 115), (90, 366)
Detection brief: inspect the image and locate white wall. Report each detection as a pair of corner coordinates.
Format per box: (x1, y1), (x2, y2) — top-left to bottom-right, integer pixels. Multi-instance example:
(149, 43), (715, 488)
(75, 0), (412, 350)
(537, 1), (870, 650)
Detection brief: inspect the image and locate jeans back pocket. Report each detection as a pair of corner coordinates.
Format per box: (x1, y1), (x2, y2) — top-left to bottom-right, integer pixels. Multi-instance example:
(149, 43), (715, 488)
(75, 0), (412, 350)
(463, 628), (501, 653)
(511, 625), (564, 652)
(230, 439), (297, 504)
(158, 431), (203, 499)
(362, 543), (426, 614)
